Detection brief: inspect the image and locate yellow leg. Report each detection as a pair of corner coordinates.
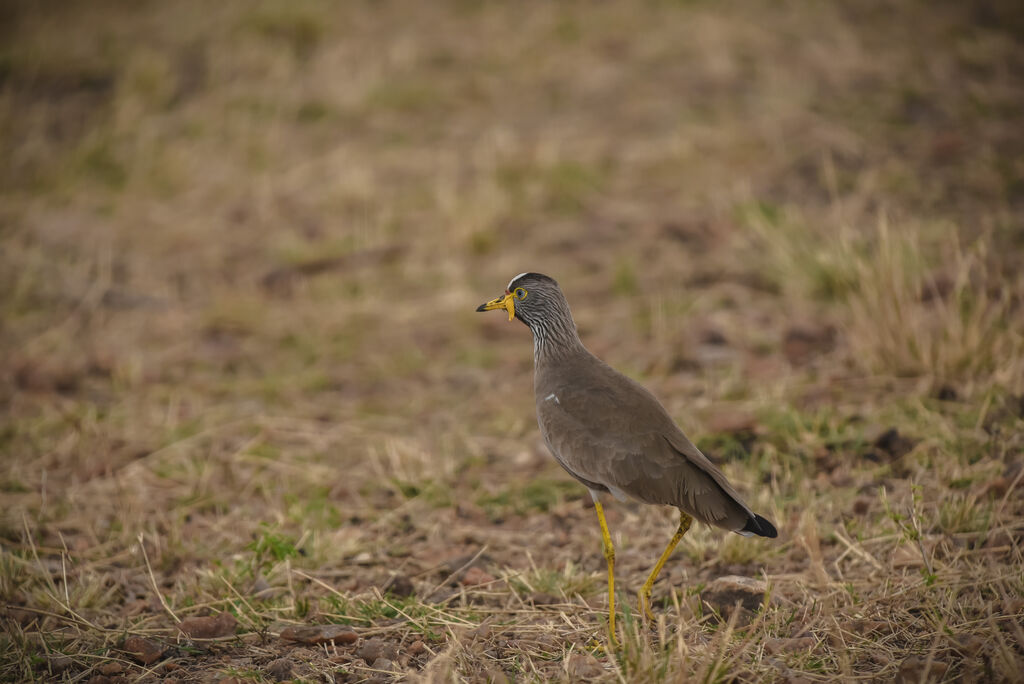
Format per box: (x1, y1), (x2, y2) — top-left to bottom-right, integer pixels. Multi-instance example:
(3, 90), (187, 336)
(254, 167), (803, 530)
(639, 511), (693, 622)
(593, 500), (617, 643)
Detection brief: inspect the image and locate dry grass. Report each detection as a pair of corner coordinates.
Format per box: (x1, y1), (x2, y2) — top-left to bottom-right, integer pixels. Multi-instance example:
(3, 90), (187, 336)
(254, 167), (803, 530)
(2, 0), (1024, 681)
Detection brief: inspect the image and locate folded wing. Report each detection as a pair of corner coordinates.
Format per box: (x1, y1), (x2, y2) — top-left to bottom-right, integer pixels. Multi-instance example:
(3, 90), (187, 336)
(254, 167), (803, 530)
(537, 368), (758, 533)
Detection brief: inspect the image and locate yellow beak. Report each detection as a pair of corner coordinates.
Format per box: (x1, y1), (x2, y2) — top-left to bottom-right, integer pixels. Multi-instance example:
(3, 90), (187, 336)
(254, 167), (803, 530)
(476, 293), (516, 321)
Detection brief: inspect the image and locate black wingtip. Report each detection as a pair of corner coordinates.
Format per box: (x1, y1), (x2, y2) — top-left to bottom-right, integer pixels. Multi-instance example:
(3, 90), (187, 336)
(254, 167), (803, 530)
(742, 514), (778, 538)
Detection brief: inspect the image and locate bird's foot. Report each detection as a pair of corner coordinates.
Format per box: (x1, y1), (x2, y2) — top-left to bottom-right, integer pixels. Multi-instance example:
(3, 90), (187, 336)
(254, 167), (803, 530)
(589, 621), (617, 650)
(638, 588), (656, 622)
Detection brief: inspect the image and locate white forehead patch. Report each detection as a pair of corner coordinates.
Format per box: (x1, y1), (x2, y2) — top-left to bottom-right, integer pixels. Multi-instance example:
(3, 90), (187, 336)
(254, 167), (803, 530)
(507, 272), (529, 290)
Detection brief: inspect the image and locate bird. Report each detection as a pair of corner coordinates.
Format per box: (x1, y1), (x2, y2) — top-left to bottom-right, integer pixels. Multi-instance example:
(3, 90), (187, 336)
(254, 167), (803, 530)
(476, 272), (777, 640)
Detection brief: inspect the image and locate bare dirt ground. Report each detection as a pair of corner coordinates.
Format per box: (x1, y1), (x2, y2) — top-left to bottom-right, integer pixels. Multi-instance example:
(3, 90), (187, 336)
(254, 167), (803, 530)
(2, 0), (1023, 681)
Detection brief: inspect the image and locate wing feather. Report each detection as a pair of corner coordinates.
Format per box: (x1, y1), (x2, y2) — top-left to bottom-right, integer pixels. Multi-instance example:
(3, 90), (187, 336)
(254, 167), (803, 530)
(536, 366), (754, 531)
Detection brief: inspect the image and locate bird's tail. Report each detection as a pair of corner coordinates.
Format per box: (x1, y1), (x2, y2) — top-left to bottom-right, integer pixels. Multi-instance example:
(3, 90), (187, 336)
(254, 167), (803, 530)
(740, 513), (778, 538)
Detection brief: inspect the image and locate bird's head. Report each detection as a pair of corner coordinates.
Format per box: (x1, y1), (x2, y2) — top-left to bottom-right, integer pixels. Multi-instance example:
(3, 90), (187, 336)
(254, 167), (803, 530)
(476, 272), (563, 327)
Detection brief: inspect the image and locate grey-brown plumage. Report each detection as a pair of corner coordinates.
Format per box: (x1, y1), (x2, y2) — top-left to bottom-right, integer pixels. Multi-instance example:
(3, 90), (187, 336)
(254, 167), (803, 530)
(483, 272), (776, 536)
(477, 272), (776, 639)
(535, 349), (767, 534)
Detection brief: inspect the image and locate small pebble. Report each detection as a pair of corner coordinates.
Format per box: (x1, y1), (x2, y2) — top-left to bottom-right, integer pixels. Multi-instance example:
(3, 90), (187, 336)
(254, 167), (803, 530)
(264, 657), (293, 682)
(356, 637), (398, 664)
(97, 662), (123, 676)
(48, 656), (73, 675)
(701, 575), (769, 620)
(460, 566), (495, 586)
(567, 653), (604, 679)
(386, 574), (416, 597)
(123, 636), (167, 665)
(178, 611), (237, 639)
(280, 624), (358, 645)
(895, 656), (948, 684)
(371, 657), (395, 672)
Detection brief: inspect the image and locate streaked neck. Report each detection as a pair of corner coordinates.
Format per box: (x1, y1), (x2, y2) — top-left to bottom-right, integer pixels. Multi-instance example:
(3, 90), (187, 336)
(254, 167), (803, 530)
(529, 311), (584, 363)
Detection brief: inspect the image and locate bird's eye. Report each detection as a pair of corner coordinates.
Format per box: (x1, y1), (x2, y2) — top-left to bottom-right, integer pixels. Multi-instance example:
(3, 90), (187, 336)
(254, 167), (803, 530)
(515, 288), (527, 300)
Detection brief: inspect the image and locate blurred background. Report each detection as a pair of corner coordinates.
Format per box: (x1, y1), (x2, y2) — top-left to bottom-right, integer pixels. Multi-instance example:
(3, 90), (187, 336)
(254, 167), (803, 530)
(2, 0), (1023, 680)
